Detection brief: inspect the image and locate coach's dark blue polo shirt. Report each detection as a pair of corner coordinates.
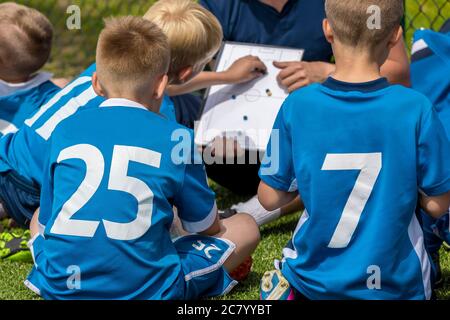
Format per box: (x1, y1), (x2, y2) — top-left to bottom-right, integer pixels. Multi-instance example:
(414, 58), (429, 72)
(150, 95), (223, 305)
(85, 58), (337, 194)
(200, 0), (333, 62)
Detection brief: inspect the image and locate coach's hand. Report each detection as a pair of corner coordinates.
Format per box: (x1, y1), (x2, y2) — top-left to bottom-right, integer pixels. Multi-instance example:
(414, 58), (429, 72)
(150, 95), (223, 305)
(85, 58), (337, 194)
(222, 55), (267, 84)
(274, 61), (335, 93)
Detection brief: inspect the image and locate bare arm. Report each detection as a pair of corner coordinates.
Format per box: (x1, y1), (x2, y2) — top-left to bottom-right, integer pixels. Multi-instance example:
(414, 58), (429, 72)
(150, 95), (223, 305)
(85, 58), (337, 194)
(258, 181), (298, 212)
(167, 55), (267, 97)
(420, 191), (450, 219)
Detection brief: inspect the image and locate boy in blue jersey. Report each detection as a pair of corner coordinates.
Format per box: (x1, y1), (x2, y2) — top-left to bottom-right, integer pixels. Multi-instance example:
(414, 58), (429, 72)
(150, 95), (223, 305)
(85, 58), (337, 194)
(258, 0), (450, 300)
(410, 19), (450, 287)
(25, 17), (259, 300)
(0, 2), (59, 137)
(0, 0), (231, 230)
(0, 3), (60, 256)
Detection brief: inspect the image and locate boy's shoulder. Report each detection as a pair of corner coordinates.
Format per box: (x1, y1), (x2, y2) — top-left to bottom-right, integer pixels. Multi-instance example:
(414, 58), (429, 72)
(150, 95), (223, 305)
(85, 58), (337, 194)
(284, 81), (434, 114)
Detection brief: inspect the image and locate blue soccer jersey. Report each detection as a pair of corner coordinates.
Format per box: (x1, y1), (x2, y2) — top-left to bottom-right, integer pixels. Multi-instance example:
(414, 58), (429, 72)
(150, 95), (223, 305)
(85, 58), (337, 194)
(0, 75), (60, 137)
(0, 64), (177, 186)
(25, 98), (217, 299)
(411, 21), (450, 253)
(260, 78), (450, 300)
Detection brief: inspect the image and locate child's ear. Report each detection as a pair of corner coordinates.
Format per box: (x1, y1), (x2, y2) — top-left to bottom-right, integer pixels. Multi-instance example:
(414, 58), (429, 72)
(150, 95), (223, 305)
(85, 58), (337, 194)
(92, 72), (106, 97)
(388, 26), (403, 49)
(154, 74), (169, 100)
(177, 66), (194, 84)
(323, 19), (334, 44)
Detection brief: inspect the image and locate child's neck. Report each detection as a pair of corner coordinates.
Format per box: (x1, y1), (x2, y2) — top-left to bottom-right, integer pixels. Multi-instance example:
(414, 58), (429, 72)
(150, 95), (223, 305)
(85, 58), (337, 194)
(332, 49), (383, 83)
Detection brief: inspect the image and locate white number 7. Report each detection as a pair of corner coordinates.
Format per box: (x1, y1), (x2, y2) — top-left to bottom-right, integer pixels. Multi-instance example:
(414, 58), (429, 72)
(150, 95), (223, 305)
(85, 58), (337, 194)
(322, 153), (382, 249)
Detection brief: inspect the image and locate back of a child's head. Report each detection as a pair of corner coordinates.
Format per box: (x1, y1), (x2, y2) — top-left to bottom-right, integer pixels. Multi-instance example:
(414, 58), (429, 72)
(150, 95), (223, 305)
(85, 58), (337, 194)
(0, 2), (53, 80)
(96, 16), (170, 95)
(325, 0), (403, 52)
(144, 0), (223, 78)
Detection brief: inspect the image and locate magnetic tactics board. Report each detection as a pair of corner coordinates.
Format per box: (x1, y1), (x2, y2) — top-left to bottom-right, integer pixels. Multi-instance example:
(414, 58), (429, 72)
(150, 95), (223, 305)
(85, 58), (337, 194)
(195, 42), (304, 151)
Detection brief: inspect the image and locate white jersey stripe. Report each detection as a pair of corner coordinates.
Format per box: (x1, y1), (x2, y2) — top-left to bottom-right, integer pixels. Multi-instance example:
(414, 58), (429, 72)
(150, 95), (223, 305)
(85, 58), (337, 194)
(35, 86), (98, 140)
(408, 213), (432, 300)
(25, 76), (92, 127)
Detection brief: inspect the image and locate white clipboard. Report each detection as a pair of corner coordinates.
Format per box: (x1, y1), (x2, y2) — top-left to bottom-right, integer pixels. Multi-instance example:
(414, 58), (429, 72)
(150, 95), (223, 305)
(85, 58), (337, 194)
(195, 41), (304, 151)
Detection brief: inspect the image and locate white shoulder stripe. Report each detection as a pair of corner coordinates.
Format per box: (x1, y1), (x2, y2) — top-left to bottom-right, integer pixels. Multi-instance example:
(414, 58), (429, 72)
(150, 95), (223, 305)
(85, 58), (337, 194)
(408, 213), (432, 300)
(35, 85), (98, 140)
(411, 39), (429, 56)
(25, 76), (92, 127)
(0, 120), (18, 136)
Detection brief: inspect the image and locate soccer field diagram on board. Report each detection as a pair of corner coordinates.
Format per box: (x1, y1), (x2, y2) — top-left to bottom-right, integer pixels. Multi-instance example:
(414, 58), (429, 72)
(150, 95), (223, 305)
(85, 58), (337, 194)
(195, 42), (304, 151)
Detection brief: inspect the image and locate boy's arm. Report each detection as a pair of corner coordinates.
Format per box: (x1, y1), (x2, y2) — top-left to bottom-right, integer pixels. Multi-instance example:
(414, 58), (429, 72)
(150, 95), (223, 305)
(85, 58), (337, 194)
(258, 181), (298, 212)
(417, 105), (450, 219)
(173, 132), (218, 234)
(420, 191), (450, 219)
(167, 55), (266, 96)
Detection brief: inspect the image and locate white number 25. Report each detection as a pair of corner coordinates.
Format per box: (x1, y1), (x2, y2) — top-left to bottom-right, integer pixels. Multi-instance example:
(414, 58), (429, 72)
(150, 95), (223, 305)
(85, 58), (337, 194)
(50, 144), (161, 241)
(322, 153), (382, 249)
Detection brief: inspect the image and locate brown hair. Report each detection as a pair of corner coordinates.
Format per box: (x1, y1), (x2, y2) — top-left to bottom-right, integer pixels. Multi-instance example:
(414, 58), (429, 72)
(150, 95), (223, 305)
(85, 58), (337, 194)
(0, 2), (53, 78)
(96, 16), (170, 93)
(144, 0), (223, 77)
(325, 0), (403, 50)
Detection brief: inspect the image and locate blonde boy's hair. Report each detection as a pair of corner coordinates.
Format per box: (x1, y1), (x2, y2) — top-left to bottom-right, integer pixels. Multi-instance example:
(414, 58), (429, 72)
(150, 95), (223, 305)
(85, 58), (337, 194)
(96, 16), (170, 93)
(325, 0), (403, 50)
(0, 2), (53, 78)
(144, 0), (223, 77)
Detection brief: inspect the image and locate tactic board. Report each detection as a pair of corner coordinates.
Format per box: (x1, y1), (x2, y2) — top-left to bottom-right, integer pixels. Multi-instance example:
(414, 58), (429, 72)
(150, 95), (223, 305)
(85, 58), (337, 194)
(195, 42), (304, 151)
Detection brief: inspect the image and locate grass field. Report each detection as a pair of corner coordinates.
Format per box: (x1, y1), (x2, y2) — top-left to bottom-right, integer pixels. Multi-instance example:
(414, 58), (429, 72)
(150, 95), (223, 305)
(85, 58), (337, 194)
(0, 0), (449, 300)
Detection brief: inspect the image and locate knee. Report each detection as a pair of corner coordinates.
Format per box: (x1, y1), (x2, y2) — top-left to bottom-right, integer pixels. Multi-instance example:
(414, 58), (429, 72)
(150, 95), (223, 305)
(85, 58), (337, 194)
(235, 212), (261, 245)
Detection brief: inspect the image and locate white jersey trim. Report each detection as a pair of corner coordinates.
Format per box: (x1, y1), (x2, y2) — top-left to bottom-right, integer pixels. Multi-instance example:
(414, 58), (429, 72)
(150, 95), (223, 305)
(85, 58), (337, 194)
(100, 98), (148, 111)
(408, 213), (432, 300)
(181, 202), (218, 234)
(282, 209), (309, 263)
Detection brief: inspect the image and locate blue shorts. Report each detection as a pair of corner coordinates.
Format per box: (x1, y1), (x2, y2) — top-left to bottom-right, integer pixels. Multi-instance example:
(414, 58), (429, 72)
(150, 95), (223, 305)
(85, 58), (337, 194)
(0, 170), (40, 228)
(26, 234), (237, 300)
(174, 234), (238, 299)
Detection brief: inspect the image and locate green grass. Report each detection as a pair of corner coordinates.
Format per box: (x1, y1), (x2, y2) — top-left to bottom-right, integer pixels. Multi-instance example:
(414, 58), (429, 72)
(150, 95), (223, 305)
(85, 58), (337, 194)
(0, 0), (449, 300)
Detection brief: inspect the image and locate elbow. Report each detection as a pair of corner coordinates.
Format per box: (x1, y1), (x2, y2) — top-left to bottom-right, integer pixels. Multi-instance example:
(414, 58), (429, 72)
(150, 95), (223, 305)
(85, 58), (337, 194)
(421, 192), (450, 219)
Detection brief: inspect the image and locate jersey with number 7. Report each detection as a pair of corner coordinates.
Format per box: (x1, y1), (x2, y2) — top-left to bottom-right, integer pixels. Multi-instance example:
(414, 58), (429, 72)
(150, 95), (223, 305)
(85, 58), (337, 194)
(259, 78), (450, 300)
(26, 98), (217, 299)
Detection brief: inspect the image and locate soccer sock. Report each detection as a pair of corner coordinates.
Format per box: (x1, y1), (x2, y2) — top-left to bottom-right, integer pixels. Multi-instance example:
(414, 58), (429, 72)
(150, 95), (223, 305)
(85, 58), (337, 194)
(231, 195), (282, 226)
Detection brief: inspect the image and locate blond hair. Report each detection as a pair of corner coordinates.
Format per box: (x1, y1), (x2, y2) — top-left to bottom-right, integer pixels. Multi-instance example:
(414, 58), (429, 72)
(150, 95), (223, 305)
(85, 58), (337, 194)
(96, 16), (170, 94)
(144, 0), (223, 77)
(0, 2), (53, 78)
(325, 0), (403, 50)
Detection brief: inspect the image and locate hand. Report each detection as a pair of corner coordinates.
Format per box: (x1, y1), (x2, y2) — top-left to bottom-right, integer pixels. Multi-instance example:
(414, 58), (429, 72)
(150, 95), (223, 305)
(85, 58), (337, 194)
(222, 55), (267, 84)
(273, 61), (334, 92)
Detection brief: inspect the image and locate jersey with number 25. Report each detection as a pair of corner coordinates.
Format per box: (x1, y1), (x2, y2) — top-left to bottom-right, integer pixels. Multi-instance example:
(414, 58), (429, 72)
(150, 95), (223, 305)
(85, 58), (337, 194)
(260, 78), (450, 300)
(26, 98), (217, 299)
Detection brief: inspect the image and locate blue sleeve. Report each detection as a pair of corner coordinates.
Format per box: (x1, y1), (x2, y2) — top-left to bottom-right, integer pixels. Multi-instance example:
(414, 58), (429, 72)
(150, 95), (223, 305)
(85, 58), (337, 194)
(174, 135), (217, 233)
(418, 107), (450, 196)
(259, 104), (296, 192)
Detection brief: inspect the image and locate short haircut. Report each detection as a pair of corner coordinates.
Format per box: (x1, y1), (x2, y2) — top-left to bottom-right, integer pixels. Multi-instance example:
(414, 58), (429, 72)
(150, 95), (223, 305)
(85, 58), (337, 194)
(96, 16), (170, 93)
(144, 0), (223, 77)
(0, 2), (53, 78)
(325, 0), (403, 50)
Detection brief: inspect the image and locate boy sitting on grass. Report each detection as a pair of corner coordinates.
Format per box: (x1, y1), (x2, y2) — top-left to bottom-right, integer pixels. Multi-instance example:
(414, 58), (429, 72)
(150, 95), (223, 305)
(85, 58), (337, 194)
(0, 0), (263, 235)
(0, 2), (59, 138)
(0, 2), (60, 253)
(258, 0), (450, 300)
(25, 16), (260, 300)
